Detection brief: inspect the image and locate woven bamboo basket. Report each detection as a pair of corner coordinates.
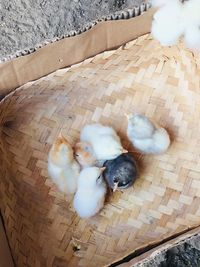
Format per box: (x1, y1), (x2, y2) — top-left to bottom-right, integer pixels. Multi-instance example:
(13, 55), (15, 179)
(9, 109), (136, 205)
(1, 32), (200, 267)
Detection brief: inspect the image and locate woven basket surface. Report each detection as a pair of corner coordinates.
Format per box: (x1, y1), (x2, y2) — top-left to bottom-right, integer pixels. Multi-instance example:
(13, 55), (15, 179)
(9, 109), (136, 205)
(1, 34), (200, 267)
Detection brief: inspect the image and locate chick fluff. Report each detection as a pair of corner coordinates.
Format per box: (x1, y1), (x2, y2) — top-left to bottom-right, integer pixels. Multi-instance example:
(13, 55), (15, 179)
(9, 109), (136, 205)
(103, 153), (138, 191)
(151, 0), (200, 51)
(151, 0), (169, 7)
(126, 114), (170, 154)
(73, 167), (107, 218)
(48, 134), (80, 194)
(80, 123), (127, 161)
(74, 142), (97, 167)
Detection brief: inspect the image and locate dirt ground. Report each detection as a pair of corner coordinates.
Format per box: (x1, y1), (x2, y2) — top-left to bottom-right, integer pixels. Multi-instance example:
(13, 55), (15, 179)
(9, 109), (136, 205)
(0, 0), (143, 58)
(135, 235), (200, 267)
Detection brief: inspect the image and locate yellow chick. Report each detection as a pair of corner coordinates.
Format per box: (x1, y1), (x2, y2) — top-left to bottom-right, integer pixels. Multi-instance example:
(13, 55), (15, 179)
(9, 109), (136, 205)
(126, 114), (170, 154)
(48, 134), (80, 194)
(80, 123), (128, 161)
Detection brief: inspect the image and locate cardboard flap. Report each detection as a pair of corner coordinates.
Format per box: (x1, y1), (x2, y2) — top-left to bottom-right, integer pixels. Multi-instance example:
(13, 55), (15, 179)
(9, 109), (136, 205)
(0, 8), (154, 98)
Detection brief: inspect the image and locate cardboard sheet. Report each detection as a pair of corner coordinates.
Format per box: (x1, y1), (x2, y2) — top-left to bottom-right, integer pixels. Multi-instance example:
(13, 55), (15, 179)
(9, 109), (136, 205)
(0, 8), (154, 98)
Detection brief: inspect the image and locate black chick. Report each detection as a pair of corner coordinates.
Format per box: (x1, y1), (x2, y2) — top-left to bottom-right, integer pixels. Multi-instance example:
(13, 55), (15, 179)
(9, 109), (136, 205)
(103, 153), (138, 191)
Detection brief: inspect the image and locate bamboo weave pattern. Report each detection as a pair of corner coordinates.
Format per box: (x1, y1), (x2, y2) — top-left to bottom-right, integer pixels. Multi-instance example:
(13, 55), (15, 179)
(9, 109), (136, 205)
(1, 34), (200, 267)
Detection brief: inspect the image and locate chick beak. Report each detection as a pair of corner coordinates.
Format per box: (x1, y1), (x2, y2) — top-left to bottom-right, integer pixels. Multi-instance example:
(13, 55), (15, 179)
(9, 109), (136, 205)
(113, 181), (119, 192)
(122, 149), (128, 154)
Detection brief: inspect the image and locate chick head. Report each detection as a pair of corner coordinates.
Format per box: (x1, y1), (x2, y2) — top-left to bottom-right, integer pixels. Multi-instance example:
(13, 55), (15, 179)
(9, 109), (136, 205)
(74, 142), (97, 167)
(78, 167), (106, 188)
(103, 152), (138, 191)
(50, 134), (74, 166)
(126, 114), (156, 139)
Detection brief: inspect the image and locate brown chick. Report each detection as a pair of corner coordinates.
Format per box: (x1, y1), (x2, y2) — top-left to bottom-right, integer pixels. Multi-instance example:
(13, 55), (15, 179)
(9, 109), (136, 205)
(74, 142), (97, 168)
(48, 133), (80, 194)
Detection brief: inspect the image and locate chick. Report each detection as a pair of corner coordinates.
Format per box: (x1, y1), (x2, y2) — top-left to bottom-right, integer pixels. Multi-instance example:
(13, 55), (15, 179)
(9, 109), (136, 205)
(183, 0), (200, 26)
(184, 25), (200, 51)
(151, 0), (200, 51)
(103, 153), (138, 192)
(74, 142), (97, 167)
(80, 123), (128, 161)
(73, 167), (107, 218)
(151, 0), (184, 46)
(48, 133), (80, 194)
(183, 0), (200, 51)
(151, 0), (168, 7)
(126, 114), (170, 154)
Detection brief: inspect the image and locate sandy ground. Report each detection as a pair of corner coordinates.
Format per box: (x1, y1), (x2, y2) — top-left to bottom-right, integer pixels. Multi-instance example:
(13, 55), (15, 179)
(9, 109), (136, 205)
(0, 0), (143, 58)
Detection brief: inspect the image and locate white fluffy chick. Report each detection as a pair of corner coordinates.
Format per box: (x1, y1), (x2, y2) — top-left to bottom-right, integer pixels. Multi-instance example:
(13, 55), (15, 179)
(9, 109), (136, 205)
(80, 123), (127, 161)
(151, 0), (200, 51)
(48, 134), (80, 194)
(184, 25), (200, 51)
(151, 0), (168, 8)
(73, 167), (107, 218)
(126, 114), (170, 154)
(183, 0), (200, 51)
(152, 0), (184, 46)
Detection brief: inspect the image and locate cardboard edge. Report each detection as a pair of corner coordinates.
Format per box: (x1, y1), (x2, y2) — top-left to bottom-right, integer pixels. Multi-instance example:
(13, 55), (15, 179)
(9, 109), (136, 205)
(115, 225), (200, 266)
(0, 2), (151, 64)
(0, 8), (155, 99)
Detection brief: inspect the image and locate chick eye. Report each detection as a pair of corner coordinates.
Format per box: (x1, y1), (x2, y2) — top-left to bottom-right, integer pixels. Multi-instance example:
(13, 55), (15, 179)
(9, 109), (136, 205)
(97, 175), (101, 180)
(75, 154), (79, 157)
